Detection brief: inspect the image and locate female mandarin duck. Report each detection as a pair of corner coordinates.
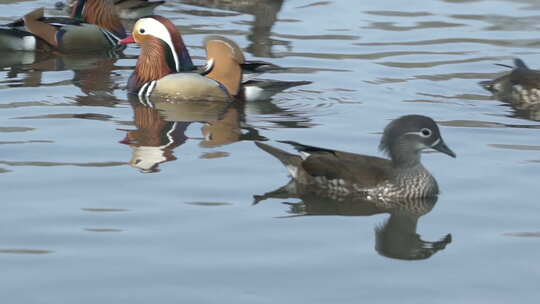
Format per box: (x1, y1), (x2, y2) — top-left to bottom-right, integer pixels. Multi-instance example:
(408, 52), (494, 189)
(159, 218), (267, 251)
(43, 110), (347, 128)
(0, 0), (126, 52)
(256, 115), (456, 200)
(119, 16), (246, 102)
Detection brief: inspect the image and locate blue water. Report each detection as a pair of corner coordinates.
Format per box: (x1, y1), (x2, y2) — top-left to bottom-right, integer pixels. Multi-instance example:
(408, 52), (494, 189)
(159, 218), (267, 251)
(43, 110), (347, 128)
(1, 0), (540, 303)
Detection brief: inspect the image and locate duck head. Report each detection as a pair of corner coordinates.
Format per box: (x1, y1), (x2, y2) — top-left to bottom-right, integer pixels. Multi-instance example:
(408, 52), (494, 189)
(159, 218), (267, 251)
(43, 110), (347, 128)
(202, 35), (246, 97)
(70, 0), (126, 37)
(379, 115), (456, 168)
(119, 16), (194, 88)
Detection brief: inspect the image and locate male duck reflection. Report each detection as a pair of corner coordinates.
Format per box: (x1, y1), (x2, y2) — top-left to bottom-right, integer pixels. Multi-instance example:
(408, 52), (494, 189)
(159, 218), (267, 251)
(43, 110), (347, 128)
(0, 0), (126, 52)
(118, 16), (309, 102)
(256, 115), (456, 200)
(120, 96), (265, 172)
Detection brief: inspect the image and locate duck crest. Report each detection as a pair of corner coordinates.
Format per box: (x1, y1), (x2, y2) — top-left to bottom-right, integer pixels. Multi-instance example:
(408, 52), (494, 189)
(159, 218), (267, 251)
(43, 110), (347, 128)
(379, 115), (430, 167)
(379, 118), (402, 164)
(150, 15), (194, 73)
(72, 0), (126, 37)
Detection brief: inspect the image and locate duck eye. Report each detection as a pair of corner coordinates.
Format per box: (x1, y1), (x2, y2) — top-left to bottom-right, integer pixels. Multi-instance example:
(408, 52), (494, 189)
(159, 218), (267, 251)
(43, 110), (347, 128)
(420, 128), (432, 137)
(139, 28), (146, 34)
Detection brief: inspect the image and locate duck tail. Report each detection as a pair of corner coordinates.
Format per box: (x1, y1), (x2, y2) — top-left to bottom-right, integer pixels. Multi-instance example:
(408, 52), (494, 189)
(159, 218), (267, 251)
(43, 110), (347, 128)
(494, 63), (513, 69)
(255, 142), (302, 168)
(514, 58), (528, 69)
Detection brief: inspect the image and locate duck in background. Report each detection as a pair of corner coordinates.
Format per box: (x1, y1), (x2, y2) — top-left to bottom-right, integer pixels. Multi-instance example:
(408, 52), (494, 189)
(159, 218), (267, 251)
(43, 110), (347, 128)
(480, 58), (540, 120)
(256, 115), (456, 200)
(119, 15), (310, 102)
(58, 0), (166, 20)
(0, 0), (126, 52)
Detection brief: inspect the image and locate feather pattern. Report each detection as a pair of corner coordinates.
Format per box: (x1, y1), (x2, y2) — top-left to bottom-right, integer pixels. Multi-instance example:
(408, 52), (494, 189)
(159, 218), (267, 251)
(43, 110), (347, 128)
(135, 37), (175, 89)
(78, 0), (126, 37)
(255, 115), (455, 200)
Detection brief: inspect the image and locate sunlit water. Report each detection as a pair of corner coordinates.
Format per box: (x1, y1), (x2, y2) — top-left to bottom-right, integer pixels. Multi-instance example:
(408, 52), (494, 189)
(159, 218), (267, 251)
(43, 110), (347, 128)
(1, 0), (539, 303)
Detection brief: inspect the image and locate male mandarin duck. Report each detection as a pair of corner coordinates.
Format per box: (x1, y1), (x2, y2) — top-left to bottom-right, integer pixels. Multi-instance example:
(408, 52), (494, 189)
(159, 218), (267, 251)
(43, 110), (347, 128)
(120, 16), (247, 101)
(119, 17), (243, 101)
(256, 115), (456, 200)
(119, 15), (310, 102)
(0, 0), (126, 52)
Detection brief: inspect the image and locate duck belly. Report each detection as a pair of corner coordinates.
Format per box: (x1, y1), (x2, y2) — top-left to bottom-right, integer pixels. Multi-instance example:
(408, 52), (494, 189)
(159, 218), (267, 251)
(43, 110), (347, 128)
(152, 73), (231, 102)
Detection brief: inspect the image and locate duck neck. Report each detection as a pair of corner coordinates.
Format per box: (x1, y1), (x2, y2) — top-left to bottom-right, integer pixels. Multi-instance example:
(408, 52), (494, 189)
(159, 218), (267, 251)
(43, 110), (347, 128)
(389, 145), (439, 197)
(80, 0), (125, 37)
(389, 142), (422, 169)
(135, 39), (174, 86)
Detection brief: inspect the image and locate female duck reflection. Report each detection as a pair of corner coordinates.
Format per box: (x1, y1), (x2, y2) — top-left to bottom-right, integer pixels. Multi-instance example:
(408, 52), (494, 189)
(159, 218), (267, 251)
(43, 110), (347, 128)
(254, 188), (451, 260)
(118, 95), (264, 172)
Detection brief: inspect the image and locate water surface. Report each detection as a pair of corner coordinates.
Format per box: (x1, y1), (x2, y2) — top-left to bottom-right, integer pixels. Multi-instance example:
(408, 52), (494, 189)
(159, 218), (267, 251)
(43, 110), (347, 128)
(1, 0), (539, 303)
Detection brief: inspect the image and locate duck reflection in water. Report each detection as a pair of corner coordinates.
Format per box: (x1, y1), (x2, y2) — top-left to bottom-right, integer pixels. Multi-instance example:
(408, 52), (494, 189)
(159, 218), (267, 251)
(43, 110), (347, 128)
(119, 98), (190, 173)
(254, 188), (451, 261)
(119, 95), (265, 172)
(1, 51), (125, 107)
(68, 53), (126, 106)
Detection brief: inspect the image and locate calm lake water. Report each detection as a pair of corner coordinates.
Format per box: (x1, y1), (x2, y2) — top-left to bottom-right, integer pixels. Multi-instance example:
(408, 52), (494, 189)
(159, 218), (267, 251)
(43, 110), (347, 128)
(1, 0), (540, 303)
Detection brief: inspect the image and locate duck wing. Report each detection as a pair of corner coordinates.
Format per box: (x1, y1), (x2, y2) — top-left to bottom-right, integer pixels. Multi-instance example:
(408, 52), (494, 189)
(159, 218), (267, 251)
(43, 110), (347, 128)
(280, 141), (392, 188)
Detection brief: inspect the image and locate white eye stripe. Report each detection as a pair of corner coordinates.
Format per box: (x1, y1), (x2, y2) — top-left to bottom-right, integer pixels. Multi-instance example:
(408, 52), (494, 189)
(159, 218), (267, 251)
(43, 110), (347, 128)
(405, 129), (432, 138)
(137, 18), (180, 72)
